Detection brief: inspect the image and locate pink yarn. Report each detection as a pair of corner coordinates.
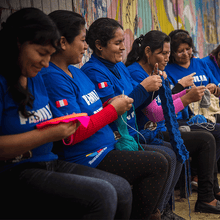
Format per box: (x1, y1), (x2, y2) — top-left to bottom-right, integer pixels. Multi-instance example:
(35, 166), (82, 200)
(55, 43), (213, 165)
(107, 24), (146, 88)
(36, 114), (90, 146)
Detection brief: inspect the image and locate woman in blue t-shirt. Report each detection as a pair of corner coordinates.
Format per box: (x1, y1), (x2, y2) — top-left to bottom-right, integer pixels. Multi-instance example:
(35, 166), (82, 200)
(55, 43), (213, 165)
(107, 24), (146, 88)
(126, 30), (220, 215)
(0, 8), (134, 219)
(81, 17), (186, 220)
(202, 45), (220, 89)
(42, 10), (170, 220)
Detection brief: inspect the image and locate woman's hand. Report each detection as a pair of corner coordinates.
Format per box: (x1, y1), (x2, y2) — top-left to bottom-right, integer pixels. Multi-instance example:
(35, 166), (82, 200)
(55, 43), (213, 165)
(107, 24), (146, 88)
(140, 75), (162, 92)
(181, 86), (206, 106)
(0, 121), (81, 160)
(110, 95), (134, 115)
(214, 86), (220, 97)
(206, 83), (217, 94)
(45, 121), (81, 142)
(152, 63), (167, 79)
(178, 73), (196, 88)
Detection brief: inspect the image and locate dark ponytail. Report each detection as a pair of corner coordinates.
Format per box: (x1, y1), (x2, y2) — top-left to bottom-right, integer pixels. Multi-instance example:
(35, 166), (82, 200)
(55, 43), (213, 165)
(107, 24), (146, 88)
(125, 30), (170, 67)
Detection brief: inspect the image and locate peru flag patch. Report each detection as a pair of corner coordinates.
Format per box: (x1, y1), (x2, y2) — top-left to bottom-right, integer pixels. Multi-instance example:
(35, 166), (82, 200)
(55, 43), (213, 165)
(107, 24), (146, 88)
(56, 99), (68, 108)
(98, 82), (108, 89)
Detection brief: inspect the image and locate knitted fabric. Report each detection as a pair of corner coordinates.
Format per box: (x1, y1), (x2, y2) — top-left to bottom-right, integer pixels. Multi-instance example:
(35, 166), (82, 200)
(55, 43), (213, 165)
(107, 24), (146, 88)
(158, 76), (189, 163)
(115, 111), (139, 151)
(200, 89), (211, 108)
(187, 114), (207, 126)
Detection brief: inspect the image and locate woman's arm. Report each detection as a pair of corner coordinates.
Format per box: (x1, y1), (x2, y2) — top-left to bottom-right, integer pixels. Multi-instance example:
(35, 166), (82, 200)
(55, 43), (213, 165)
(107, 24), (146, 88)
(70, 96), (133, 145)
(145, 96), (185, 123)
(0, 122), (79, 160)
(145, 86), (205, 122)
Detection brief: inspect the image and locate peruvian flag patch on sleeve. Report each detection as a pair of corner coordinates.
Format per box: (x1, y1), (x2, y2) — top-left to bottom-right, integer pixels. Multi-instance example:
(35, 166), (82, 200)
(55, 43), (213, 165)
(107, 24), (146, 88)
(98, 82), (108, 89)
(55, 99), (68, 108)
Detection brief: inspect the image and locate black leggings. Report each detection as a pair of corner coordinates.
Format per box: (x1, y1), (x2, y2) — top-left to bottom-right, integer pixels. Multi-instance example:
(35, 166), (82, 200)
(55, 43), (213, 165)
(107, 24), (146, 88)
(97, 149), (169, 219)
(163, 129), (220, 203)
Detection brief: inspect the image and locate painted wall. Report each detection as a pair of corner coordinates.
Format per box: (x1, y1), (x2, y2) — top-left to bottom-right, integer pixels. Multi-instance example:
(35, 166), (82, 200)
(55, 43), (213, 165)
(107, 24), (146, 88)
(73, 0), (220, 60)
(0, 0), (219, 62)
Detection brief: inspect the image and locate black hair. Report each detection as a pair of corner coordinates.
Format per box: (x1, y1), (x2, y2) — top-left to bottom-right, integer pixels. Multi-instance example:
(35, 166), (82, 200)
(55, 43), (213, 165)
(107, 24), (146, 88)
(0, 7), (60, 118)
(168, 29), (197, 64)
(48, 10), (85, 52)
(125, 30), (170, 67)
(209, 45), (220, 61)
(86, 17), (123, 53)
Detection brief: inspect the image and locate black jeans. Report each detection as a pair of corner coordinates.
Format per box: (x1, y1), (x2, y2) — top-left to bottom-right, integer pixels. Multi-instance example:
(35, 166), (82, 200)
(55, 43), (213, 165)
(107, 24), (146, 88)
(178, 119), (220, 162)
(1, 160), (132, 219)
(163, 129), (220, 203)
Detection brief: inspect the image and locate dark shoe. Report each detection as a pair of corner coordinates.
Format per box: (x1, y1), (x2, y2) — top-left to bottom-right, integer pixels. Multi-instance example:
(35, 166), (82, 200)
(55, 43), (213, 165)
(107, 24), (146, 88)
(195, 200), (220, 214)
(215, 194), (220, 201)
(149, 208), (161, 220)
(163, 203), (185, 220)
(161, 212), (170, 220)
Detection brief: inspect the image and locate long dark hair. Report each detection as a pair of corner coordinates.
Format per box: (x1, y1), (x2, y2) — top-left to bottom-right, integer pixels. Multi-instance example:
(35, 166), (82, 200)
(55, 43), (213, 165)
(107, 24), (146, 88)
(48, 10), (85, 51)
(0, 7), (60, 117)
(209, 45), (220, 62)
(86, 17), (123, 53)
(168, 29), (197, 64)
(125, 30), (170, 67)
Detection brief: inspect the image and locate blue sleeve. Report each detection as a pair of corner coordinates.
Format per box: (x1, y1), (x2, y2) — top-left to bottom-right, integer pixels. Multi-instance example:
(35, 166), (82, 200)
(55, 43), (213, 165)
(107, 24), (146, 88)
(203, 62), (219, 86)
(129, 84), (151, 108)
(42, 72), (82, 117)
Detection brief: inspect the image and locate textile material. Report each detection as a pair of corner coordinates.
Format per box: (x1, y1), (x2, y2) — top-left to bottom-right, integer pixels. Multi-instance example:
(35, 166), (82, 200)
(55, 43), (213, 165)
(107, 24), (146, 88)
(158, 76), (189, 163)
(189, 94), (220, 123)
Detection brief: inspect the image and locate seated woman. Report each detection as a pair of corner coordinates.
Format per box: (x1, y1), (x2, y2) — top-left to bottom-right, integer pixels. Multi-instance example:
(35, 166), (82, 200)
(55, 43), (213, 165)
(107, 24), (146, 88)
(81, 17), (187, 220)
(0, 7), (134, 220)
(41, 10), (169, 220)
(202, 45), (220, 123)
(126, 30), (220, 215)
(202, 45), (220, 88)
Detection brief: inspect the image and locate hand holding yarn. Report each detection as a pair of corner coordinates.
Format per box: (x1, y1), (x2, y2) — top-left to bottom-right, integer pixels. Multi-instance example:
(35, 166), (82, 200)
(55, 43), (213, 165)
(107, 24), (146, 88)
(140, 75), (162, 92)
(110, 95), (134, 116)
(44, 121), (81, 142)
(184, 86), (206, 104)
(206, 83), (217, 94)
(214, 86), (220, 97)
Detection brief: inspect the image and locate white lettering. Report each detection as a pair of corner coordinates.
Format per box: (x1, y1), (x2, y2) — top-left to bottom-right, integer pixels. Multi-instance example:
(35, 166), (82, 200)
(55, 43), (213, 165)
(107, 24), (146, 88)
(19, 104), (53, 125)
(94, 106), (103, 114)
(88, 147), (107, 165)
(82, 90), (100, 106)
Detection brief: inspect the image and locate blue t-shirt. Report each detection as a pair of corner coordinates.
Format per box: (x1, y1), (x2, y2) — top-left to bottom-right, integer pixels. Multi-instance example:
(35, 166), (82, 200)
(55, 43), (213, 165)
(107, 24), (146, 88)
(202, 56), (220, 86)
(41, 62), (115, 168)
(127, 62), (166, 132)
(165, 57), (219, 119)
(81, 54), (150, 137)
(0, 74), (57, 172)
